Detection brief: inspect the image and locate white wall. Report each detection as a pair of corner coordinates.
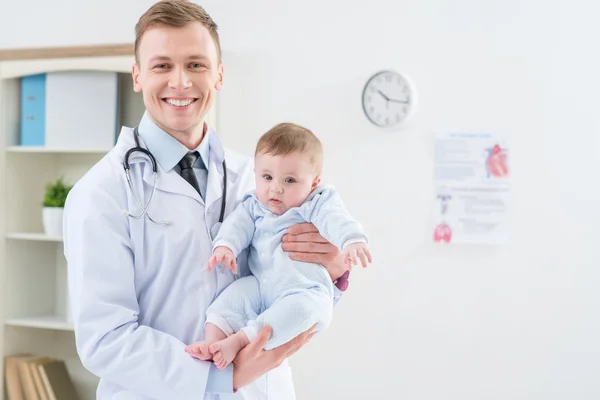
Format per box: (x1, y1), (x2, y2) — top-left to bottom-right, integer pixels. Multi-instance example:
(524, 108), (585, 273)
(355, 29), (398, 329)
(2, 1), (599, 399)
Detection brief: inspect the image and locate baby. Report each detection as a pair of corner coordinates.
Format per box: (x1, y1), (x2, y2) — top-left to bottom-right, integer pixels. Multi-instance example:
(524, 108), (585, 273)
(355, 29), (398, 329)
(185, 122), (372, 369)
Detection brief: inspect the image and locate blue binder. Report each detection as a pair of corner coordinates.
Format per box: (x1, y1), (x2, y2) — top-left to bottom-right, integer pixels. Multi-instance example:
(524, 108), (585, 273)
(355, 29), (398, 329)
(20, 74), (46, 146)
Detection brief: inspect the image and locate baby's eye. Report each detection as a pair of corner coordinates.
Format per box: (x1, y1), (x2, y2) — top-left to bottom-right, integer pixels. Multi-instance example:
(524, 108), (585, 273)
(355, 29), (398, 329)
(263, 174), (272, 181)
(285, 178), (296, 184)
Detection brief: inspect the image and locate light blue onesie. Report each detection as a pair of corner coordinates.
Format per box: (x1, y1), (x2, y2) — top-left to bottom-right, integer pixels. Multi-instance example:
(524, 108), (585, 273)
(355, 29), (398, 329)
(205, 185), (368, 350)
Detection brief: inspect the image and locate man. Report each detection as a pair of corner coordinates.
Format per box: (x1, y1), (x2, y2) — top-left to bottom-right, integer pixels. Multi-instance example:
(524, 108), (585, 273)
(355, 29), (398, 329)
(63, 1), (349, 398)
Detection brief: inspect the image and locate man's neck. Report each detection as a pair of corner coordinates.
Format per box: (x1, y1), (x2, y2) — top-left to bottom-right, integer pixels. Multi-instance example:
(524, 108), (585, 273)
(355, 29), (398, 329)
(152, 117), (206, 150)
(173, 123), (206, 150)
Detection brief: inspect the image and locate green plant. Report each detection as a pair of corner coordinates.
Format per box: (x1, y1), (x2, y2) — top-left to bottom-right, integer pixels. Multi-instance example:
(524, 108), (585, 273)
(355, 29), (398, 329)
(42, 177), (73, 208)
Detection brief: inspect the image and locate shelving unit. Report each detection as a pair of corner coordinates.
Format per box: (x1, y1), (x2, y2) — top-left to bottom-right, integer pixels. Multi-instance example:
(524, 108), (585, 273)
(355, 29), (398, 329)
(0, 44), (218, 400)
(0, 44), (135, 400)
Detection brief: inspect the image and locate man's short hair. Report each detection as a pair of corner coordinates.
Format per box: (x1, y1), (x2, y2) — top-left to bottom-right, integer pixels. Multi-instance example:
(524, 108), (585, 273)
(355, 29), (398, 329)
(134, 0), (221, 63)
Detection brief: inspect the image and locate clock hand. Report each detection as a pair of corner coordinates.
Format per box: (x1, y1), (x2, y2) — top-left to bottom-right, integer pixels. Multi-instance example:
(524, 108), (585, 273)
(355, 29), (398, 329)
(388, 98), (409, 104)
(377, 90), (409, 104)
(377, 90), (390, 102)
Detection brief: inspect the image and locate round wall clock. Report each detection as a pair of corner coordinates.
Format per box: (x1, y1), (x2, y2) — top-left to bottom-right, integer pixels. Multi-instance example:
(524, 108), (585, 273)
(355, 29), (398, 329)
(361, 70), (416, 128)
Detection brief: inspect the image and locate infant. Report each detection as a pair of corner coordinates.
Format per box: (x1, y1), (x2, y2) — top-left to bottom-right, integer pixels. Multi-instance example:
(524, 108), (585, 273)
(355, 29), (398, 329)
(185, 122), (372, 369)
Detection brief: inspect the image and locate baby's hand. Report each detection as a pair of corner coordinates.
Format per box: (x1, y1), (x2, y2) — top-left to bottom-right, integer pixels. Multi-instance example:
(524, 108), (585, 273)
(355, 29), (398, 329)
(342, 243), (372, 269)
(207, 246), (238, 274)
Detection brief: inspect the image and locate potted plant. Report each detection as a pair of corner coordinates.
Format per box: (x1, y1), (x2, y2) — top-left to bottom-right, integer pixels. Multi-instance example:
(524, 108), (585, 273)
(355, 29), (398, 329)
(42, 177), (72, 237)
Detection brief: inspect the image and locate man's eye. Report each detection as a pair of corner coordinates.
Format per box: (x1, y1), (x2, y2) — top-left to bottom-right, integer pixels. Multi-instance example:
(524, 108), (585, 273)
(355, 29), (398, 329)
(285, 178), (296, 183)
(263, 175), (272, 181)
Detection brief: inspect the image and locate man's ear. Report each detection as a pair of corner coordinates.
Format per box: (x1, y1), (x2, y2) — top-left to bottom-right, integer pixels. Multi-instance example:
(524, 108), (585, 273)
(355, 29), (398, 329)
(215, 63), (224, 90)
(132, 62), (142, 93)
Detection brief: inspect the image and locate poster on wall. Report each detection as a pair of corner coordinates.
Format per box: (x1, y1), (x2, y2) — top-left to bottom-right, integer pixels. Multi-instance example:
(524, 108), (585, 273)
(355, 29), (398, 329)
(432, 132), (510, 245)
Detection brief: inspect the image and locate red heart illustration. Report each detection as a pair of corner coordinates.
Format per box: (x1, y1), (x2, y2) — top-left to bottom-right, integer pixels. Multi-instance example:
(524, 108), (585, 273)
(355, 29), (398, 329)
(433, 223), (452, 243)
(487, 147), (508, 178)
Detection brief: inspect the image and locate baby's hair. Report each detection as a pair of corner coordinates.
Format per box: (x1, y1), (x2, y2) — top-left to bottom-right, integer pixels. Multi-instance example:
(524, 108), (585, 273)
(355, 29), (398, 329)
(255, 122), (323, 174)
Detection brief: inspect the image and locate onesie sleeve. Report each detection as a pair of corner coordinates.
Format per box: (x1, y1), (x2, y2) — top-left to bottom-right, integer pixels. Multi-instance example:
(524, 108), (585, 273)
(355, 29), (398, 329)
(299, 187), (368, 250)
(212, 196), (256, 256)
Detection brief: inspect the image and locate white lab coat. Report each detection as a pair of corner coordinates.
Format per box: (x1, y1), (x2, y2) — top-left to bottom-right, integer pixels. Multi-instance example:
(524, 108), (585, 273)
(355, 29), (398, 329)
(63, 126), (295, 400)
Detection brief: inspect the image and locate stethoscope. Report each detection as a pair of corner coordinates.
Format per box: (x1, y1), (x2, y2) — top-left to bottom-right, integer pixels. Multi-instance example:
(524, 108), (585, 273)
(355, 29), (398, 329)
(121, 126), (227, 226)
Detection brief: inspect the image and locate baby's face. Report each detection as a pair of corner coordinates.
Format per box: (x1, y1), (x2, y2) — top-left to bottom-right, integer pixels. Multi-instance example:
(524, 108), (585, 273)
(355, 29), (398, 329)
(254, 151), (320, 215)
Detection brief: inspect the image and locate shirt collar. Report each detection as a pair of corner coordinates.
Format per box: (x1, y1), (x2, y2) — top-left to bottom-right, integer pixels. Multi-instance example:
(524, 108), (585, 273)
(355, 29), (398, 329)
(138, 112), (210, 172)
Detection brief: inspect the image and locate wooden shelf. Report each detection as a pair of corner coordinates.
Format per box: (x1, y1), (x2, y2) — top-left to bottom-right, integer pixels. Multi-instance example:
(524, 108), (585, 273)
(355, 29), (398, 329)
(5, 316), (73, 331)
(6, 146), (111, 154)
(6, 233), (63, 242)
(0, 43), (133, 61)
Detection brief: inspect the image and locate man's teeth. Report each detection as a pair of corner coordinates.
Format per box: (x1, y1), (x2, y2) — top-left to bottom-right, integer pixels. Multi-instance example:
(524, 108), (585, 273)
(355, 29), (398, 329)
(166, 98), (194, 107)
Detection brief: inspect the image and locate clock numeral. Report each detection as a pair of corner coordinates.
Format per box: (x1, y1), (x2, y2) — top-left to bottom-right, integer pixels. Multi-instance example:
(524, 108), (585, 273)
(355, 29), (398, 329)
(396, 114), (401, 122)
(385, 74), (392, 82)
(385, 117), (390, 125)
(370, 106), (375, 113)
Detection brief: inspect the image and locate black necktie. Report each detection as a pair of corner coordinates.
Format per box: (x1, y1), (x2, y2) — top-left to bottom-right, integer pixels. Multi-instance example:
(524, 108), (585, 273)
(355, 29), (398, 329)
(178, 152), (202, 198)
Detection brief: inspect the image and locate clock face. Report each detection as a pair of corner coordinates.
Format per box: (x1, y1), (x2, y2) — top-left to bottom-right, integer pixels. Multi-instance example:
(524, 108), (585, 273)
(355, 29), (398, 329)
(362, 70), (413, 128)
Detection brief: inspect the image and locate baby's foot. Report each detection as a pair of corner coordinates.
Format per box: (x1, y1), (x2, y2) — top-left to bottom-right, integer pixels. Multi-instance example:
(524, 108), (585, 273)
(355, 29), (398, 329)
(185, 341), (214, 361)
(209, 333), (249, 370)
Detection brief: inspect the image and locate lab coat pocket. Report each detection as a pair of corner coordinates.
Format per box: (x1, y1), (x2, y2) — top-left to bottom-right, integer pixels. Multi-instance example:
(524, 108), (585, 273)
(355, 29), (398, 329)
(111, 389), (147, 400)
(222, 374), (267, 400)
(265, 363), (295, 400)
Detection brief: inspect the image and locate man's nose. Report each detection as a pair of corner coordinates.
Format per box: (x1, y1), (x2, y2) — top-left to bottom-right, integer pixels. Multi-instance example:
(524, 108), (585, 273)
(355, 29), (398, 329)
(169, 67), (192, 90)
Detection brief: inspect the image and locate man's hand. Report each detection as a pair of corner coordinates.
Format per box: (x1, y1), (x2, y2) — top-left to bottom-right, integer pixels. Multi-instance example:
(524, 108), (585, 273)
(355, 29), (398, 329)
(282, 223), (347, 281)
(232, 324), (317, 391)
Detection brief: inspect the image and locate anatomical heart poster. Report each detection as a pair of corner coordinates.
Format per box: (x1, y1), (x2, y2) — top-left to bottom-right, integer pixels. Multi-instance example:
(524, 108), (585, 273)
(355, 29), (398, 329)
(432, 132), (510, 245)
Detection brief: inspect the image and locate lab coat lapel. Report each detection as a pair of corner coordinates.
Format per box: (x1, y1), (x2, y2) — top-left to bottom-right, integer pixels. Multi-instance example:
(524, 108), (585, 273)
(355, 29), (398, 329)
(204, 126), (226, 215)
(204, 127), (241, 218)
(205, 157), (223, 214)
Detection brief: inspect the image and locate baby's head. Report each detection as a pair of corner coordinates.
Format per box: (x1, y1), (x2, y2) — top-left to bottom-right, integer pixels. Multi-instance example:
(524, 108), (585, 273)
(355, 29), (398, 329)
(254, 122), (323, 215)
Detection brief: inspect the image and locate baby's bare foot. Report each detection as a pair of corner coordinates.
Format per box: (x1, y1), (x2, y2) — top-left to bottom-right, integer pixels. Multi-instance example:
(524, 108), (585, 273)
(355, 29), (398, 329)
(185, 341), (213, 361)
(209, 332), (249, 370)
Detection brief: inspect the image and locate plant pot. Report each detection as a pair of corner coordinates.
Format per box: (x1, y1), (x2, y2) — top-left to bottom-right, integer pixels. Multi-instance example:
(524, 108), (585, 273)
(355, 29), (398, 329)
(42, 207), (64, 237)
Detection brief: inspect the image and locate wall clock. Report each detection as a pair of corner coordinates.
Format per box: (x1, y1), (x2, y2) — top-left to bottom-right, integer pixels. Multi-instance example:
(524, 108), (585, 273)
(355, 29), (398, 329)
(361, 70), (416, 128)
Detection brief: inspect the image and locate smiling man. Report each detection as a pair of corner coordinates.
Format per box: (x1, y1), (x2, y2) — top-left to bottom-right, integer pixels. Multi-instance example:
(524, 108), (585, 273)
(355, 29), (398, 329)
(63, 1), (350, 399)
(132, 12), (222, 150)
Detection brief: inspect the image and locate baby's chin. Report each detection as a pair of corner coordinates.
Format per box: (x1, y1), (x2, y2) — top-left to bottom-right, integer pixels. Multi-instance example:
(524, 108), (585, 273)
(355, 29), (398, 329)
(268, 204), (288, 215)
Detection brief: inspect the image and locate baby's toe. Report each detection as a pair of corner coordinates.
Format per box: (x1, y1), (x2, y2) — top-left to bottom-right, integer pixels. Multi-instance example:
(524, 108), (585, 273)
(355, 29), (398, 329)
(209, 343), (221, 353)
